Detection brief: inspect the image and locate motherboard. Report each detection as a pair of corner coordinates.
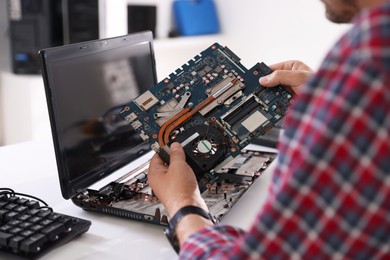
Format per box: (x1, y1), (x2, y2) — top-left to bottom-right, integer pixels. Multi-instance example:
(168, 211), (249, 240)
(120, 43), (292, 189)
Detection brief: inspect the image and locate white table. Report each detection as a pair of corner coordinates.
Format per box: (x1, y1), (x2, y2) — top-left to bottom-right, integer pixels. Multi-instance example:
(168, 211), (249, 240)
(0, 139), (275, 259)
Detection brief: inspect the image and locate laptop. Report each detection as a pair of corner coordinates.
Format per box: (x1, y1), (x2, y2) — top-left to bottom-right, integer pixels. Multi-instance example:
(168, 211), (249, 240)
(39, 31), (277, 226)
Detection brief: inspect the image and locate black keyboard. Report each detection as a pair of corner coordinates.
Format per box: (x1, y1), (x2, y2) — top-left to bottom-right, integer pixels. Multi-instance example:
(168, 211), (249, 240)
(0, 189), (91, 259)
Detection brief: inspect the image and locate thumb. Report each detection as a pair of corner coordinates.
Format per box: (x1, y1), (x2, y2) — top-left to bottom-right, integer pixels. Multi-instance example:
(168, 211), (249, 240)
(259, 70), (309, 89)
(169, 142), (186, 164)
(259, 71), (287, 87)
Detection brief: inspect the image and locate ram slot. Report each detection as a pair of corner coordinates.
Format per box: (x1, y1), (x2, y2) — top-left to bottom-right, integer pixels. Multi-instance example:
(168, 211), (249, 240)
(221, 95), (262, 128)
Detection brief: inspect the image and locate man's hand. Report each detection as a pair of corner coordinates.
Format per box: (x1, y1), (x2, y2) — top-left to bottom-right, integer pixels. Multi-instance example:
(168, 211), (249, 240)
(259, 60), (313, 94)
(148, 142), (208, 217)
(148, 143), (213, 248)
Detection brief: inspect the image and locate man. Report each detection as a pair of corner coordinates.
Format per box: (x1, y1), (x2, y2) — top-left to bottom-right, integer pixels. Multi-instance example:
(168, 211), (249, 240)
(148, 0), (390, 258)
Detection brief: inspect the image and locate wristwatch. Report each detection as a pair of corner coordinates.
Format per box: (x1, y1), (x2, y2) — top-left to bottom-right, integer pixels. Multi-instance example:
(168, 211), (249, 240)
(164, 205), (216, 253)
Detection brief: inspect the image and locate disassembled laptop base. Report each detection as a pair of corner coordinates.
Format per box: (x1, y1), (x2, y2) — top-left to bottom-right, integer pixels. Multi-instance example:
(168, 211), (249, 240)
(72, 150), (276, 225)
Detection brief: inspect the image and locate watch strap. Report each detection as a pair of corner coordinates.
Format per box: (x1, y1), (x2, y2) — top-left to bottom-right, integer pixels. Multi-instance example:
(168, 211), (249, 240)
(164, 205), (215, 253)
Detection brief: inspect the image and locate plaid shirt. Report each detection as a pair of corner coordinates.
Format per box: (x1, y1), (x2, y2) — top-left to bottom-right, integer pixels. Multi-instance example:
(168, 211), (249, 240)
(180, 2), (390, 259)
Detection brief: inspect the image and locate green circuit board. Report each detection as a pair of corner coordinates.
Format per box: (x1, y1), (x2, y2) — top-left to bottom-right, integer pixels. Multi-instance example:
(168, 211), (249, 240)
(120, 43), (292, 186)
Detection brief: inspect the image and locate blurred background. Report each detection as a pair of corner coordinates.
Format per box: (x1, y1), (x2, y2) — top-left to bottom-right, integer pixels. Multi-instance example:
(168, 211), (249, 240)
(0, 0), (350, 146)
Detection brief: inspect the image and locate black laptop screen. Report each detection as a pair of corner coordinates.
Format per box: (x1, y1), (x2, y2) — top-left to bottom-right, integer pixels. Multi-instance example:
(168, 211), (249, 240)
(40, 32), (157, 199)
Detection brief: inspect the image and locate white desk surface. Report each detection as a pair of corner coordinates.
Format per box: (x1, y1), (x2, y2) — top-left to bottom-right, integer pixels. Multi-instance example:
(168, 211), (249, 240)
(0, 139), (275, 259)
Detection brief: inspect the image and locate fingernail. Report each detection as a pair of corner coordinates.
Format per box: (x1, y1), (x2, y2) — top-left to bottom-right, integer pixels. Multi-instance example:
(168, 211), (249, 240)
(260, 76), (269, 84)
(170, 142), (181, 150)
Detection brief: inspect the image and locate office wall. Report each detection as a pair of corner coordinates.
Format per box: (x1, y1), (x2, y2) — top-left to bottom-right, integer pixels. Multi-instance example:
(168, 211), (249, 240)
(215, 0), (350, 69)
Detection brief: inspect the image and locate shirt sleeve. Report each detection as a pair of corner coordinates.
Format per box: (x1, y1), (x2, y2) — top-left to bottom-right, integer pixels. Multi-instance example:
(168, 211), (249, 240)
(178, 4), (390, 260)
(180, 225), (246, 259)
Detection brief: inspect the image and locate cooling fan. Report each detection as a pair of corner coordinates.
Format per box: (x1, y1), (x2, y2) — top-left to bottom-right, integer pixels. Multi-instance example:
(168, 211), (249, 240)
(192, 137), (218, 158)
(171, 124), (227, 179)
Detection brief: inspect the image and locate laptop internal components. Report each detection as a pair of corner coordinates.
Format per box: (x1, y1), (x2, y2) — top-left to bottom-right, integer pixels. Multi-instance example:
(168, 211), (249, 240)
(71, 149), (276, 225)
(121, 43), (292, 188)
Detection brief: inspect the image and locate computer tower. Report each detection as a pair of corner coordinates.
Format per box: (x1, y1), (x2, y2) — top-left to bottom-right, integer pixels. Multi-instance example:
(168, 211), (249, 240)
(62, 0), (100, 44)
(7, 0), (99, 75)
(8, 0), (61, 74)
(127, 5), (157, 38)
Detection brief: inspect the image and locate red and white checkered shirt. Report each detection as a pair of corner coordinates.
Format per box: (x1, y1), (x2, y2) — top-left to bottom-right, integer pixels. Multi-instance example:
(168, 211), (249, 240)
(180, 2), (390, 259)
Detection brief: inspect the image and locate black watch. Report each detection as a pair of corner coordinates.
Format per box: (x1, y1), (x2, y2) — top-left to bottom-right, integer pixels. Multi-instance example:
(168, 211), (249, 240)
(164, 205), (216, 253)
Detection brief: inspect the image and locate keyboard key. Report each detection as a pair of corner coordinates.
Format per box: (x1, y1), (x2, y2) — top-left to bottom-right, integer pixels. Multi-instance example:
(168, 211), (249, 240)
(48, 213), (62, 221)
(0, 194), (8, 202)
(25, 200), (40, 209)
(5, 211), (19, 222)
(58, 216), (72, 229)
(8, 220), (22, 226)
(5, 203), (17, 211)
(41, 222), (66, 241)
(37, 210), (51, 218)
(28, 216), (42, 224)
(17, 214), (30, 222)
(27, 209), (40, 216)
(20, 233), (48, 254)
(0, 209), (8, 222)
(8, 196), (20, 203)
(29, 224), (43, 232)
(40, 219), (53, 227)
(16, 198), (29, 205)
(0, 231), (13, 246)
(19, 230), (34, 237)
(19, 222), (32, 229)
(9, 227), (23, 235)
(8, 235), (25, 250)
(0, 225), (12, 232)
(14, 205), (28, 214)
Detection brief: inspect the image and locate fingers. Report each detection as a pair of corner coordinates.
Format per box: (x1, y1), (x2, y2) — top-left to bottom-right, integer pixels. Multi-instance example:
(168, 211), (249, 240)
(267, 61), (296, 71)
(260, 70), (308, 88)
(150, 152), (165, 168)
(268, 60), (312, 72)
(260, 60), (313, 91)
(148, 142), (186, 178)
(169, 142), (186, 164)
(148, 153), (167, 181)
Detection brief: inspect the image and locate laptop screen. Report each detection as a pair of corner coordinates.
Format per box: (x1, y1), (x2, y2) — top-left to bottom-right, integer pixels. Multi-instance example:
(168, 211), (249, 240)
(40, 32), (157, 199)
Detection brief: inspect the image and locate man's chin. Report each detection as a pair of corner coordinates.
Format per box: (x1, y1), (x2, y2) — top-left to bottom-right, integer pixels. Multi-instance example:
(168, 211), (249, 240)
(326, 10), (355, 23)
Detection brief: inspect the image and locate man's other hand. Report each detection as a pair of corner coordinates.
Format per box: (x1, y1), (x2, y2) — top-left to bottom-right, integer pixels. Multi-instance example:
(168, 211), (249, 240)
(259, 60), (313, 94)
